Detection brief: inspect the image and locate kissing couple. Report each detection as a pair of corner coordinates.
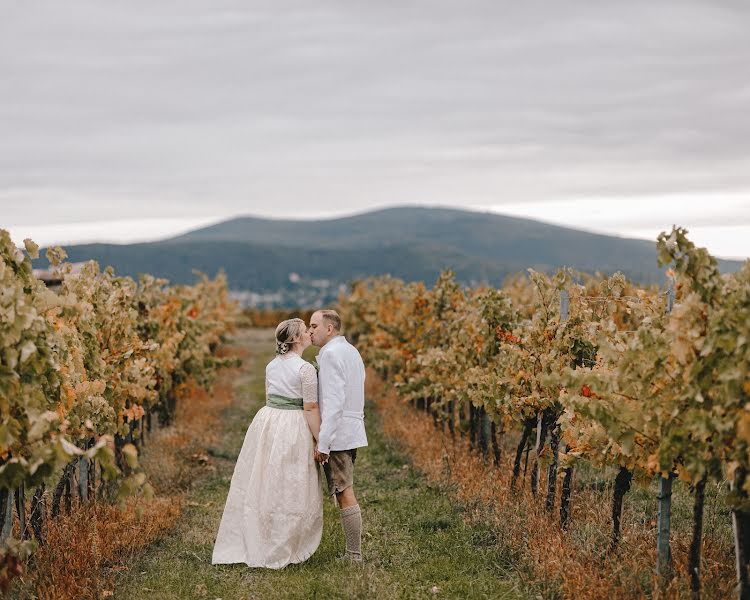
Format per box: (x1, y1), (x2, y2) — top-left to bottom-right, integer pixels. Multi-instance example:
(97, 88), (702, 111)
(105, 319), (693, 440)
(211, 309), (368, 568)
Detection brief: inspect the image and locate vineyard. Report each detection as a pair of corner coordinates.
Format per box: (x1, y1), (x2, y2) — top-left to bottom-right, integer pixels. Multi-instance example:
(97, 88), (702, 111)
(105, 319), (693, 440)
(3, 223), (747, 599)
(0, 229), (239, 594)
(340, 227), (750, 599)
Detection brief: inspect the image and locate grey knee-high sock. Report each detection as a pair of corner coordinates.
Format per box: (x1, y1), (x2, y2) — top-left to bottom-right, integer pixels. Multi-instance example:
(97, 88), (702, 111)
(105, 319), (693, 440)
(340, 504), (362, 560)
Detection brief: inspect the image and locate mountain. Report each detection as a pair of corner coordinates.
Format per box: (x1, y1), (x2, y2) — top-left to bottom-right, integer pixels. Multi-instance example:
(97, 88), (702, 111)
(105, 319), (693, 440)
(37, 207), (745, 307)
(167, 206), (743, 278)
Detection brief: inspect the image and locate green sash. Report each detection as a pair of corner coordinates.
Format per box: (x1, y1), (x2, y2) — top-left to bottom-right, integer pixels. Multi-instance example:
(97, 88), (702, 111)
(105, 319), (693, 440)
(266, 393), (304, 410)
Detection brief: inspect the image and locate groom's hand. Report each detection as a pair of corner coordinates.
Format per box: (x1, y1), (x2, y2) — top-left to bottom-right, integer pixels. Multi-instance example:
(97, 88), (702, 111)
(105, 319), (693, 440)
(314, 449), (329, 464)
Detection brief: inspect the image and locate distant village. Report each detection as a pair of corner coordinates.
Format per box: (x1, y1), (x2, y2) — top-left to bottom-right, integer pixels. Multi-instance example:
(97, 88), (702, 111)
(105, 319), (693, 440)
(34, 263), (344, 309)
(230, 273), (349, 309)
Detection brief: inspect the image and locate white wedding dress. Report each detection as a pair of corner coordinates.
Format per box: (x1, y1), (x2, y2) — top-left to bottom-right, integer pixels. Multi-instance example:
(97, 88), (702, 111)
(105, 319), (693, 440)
(211, 353), (323, 569)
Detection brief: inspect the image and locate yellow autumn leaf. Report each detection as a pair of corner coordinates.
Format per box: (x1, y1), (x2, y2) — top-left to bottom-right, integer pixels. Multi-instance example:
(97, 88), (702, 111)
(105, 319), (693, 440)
(121, 443), (139, 469)
(672, 337), (692, 364)
(735, 405), (750, 435)
(675, 464), (693, 483)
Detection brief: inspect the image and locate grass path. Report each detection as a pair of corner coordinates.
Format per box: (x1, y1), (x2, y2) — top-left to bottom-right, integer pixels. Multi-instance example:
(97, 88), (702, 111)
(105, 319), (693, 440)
(115, 329), (524, 600)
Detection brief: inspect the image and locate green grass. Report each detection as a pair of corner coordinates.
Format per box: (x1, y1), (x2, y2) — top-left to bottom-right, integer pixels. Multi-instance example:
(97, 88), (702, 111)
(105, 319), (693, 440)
(114, 330), (525, 600)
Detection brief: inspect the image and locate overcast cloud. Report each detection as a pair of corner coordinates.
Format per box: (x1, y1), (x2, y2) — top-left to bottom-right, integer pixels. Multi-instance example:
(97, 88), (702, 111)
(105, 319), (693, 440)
(1, 1), (749, 257)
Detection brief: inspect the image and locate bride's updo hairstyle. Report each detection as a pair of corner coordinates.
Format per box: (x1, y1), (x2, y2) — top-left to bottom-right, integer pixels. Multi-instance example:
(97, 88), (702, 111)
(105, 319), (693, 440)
(275, 318), (306, 356)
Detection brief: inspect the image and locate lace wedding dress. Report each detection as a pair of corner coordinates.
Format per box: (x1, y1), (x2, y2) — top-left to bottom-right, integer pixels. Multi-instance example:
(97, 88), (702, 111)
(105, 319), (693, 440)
(211, 352), (323, 569)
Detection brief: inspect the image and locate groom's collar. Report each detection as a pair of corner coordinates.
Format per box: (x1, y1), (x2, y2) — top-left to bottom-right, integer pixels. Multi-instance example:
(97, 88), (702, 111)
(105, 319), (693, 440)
(319, 335), (345, 356)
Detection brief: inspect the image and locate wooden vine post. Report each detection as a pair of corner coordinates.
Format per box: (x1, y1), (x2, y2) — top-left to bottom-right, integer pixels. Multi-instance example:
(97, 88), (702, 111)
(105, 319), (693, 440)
(690, 478), (707, 600)
(0, 489), (14, 544)
(732, 466), (750, 600)
(30, 484), (46, 545)
(479, 407), (491, 462)
(656, 280), (676, 580)
(657, 475), (674, 578)
(16, 485), (27, 540)
(548, 290), (569, 514)
(78, 456), (89, 503)
(490, 421), (501, 466)
(512, 419), (535, 490)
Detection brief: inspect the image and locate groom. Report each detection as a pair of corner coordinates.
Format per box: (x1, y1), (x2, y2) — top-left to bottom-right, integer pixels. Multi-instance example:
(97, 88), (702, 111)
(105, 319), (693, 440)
(309, 309), (367, 563)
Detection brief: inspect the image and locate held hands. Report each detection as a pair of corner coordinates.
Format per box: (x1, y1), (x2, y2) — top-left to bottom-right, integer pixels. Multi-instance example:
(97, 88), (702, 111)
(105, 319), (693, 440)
(314, 448), (329, 465)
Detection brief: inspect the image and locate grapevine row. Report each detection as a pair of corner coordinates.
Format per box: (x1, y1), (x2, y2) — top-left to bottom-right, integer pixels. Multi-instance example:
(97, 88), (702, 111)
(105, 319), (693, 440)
(0, 230), (239, 584)
(340, 227), (750, 598)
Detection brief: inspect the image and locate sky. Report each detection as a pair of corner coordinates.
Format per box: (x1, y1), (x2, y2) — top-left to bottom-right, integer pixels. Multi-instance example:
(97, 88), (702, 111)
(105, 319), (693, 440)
(1, 1), (749, 258)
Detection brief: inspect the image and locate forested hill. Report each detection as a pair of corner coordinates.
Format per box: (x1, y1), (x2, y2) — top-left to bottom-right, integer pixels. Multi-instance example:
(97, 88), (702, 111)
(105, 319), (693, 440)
(37, 207), (744, 304)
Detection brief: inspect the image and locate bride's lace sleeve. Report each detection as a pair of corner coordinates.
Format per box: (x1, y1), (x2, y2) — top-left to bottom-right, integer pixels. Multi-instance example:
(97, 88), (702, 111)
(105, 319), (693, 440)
(300, 363), (318, 404)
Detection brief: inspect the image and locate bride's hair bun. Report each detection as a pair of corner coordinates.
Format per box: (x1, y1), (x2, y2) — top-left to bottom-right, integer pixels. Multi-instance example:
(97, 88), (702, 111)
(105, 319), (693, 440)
(274, 318), (306, 355)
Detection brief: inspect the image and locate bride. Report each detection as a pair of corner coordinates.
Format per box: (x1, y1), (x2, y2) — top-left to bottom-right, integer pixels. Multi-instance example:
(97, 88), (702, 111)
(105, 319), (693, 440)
(212, 318), (323, 569)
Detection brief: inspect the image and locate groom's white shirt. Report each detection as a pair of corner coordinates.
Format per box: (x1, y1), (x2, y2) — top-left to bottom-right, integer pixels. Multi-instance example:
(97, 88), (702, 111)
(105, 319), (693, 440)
(316, 335), (368, 455)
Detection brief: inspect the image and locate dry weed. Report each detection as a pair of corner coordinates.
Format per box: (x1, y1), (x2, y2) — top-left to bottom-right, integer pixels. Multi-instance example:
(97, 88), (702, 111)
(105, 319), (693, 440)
(30, 497), (180, 600)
